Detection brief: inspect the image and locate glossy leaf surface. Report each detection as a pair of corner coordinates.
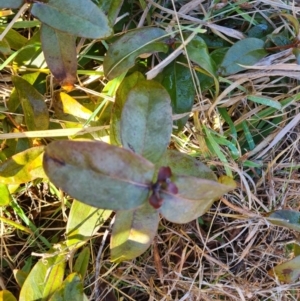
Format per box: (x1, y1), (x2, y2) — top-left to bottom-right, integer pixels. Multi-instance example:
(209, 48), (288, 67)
(66, 200), (111, 248)
(160, 175), (235, 223)
(0, 0), (23, 8)
(43, 141), (154, 210)
(121, 80), (172, 163)
(19, 253), (66, 301)
(48, 273), (83, 301)
(31, 0), (113, 39)
(110, 71), (145, 145)
(111, 202), (159, 262)
(219, 38), (267, 75)
(159, 150), (217, 181)
(267, 210), (300, 232)
(41, 24), (77, 87)
(269, 255), (300, 283)
(158, 56), (195, 130)
(12, 76), (49, 131)
(0, 146), (45, 185)
(104, 27), (168, 80)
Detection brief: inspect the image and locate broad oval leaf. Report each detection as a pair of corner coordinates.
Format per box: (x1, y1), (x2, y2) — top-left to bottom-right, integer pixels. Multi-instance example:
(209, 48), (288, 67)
(219, 38), (267, 76)
(186, 35), (217, 78)
(66, 200), (111, 249)
(19, 253), (66, 301)
(0, 146), (45, 185)
(0, 0), (23, 9)
(12, 76), (49, 131)
(120, 80), (172, 164)
(41, 24), (77, 87)
(103, 27), (168, 80)
(160, 175), (235, 223)
(267, 210), (300, 232)
(43, 141), (155, 210)
(157, 56), (195, 131)
(269, 255), (300, 283)
(110, 71), (145, 145)
(159, 150), (217, 181)
(31, 0), (113, 39)
(48, 273), (83, 301)
(0, 290), (17, 301)
(111, 202), (159, 262)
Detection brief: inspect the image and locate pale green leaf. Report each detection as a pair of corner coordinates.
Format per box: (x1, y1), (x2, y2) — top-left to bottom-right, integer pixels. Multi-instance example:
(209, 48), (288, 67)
(111, 202), (159, 262)
(43, 141), (154, 210)
(121, 80), (172, 164)
(31, 0), (113, 39)
(66, 200), (111, 249)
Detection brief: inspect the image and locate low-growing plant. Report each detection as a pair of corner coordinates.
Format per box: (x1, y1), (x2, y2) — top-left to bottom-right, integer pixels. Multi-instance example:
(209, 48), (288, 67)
(2, 0), (300, 300)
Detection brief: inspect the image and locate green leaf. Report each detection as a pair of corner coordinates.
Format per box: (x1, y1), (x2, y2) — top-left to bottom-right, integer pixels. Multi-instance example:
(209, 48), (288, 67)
(0, 146), (45, 185)
(19, 253), (66, 301)
(111, 202), (159, 262)
(8, 73), (39, 113)
(0, 290), (17, 301)
(98, 0), (124, 25)
(110, 71), (145, 145)
(185, 35), (219, 96)
(160, 175), (235, 223)
(66, 200), (111, 249)
(73, 247), (90, 279)
(157, 56), (195, 131)
(40, 24), (77, 86)
(267, 210), (300, 232)
(159, 150), (217, 181)
(48, 273), (83, 301)
(269, 255), (300, 283)
(0, 27), (27, 50)
(43, 141), (154, 210)
(12, 76), (49, 131)
(219, 38), (267, 76)
(103, 27), (168, 80)
(13, 269), (28, 288)
(120, 80), (172, 163)
(0, 183), (11, 206)
(0, 0), (23, 9)
(0, 39), (11, 55)
(247, 95), (282, 110)
(31, 0), (113, 39)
